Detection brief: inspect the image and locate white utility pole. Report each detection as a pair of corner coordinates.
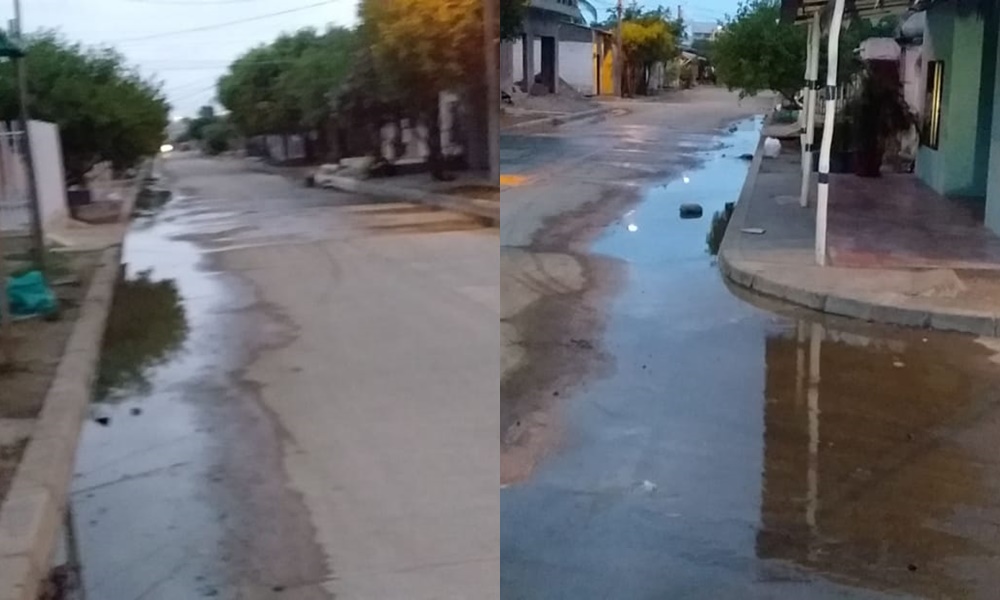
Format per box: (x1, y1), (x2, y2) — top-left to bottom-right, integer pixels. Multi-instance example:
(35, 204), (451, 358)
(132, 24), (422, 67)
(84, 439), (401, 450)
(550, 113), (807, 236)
(12, 0), (44, 273)
(816, 0), (846, 266)
(800, 12), (820, 208)
(614, 0), (623, 97)
(485, 0), (499, 183)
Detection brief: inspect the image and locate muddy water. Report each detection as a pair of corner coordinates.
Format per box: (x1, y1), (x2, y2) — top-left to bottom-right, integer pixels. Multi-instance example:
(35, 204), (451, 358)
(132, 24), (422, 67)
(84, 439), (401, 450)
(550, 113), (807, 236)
(71, 183), (327, 598)
(501, 121), (1000, 598)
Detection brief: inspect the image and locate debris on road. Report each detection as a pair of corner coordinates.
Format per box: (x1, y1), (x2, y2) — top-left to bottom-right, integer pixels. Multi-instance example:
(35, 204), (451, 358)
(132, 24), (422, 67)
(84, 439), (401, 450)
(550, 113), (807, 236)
(679, 203), (703, 219)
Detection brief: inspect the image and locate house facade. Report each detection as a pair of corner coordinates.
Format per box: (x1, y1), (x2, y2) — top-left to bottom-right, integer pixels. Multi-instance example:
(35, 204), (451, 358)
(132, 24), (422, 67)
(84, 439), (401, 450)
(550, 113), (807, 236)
(910, 2), (1000, 232)
(501, 0), (608, 96)
(782, 0), (1000, 239)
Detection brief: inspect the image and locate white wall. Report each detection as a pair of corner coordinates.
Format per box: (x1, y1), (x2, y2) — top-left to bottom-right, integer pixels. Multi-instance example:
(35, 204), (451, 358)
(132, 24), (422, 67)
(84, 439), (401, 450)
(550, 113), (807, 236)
(29, 121), (69, 231)
(560, 41), (595, 95)
(0, 121), (67, 234)
(511, 39), (594, 95)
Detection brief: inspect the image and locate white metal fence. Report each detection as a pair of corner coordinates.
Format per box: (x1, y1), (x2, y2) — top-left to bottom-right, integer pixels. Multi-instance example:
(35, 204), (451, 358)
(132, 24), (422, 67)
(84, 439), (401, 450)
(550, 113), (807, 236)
(814, 80), (860, 120)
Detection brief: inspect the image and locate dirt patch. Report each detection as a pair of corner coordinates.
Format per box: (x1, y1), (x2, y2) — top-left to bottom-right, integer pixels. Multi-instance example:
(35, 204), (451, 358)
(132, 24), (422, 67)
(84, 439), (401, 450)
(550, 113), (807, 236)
(448, 185), (499, 202)
(501, 251), (623, 485)
(0, 251), (102, 419)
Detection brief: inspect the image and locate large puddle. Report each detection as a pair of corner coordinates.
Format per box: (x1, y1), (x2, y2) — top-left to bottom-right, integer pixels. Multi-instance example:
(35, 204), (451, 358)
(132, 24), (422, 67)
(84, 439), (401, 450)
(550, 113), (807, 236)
(501, 120), (1000, 598)
(70, 184), (275, 598)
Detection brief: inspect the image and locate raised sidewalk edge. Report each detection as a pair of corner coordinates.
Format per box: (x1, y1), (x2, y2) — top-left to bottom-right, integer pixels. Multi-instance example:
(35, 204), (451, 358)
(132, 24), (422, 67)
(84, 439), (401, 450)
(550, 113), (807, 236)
(717, 136), (1000, 338)
(501, 106), (612, 131)
(0, 224), (127, 598)
(323, 176), (499, 226)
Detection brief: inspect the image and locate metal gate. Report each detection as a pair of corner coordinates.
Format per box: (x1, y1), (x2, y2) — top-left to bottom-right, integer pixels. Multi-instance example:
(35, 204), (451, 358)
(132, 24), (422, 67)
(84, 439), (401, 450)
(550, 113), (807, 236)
(0, 122), (31, 234)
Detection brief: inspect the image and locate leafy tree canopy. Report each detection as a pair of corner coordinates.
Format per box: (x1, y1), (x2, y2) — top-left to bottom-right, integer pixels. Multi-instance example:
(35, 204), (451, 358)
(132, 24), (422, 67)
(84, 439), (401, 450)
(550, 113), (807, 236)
(711, 0), (805, 101)
(0, 32), (169, 183)
(359, 0), (483, 109)
(602, 3), (681, 96)
(712, 0), (900, 102)
(218, 26), (356, 136)
(501, 0), (529, 41)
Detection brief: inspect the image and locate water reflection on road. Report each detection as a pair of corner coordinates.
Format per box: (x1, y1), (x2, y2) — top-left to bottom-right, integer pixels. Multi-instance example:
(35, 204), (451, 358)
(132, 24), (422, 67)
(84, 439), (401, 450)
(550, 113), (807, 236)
(501, 120), (1000, 598)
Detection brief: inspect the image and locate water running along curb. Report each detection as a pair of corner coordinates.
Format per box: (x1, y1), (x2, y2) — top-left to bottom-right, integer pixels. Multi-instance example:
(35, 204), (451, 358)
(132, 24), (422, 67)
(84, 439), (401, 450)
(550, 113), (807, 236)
(0, 246), (121, 600)
(718, 133), (1000, 338)
(0, 184), (134, 597)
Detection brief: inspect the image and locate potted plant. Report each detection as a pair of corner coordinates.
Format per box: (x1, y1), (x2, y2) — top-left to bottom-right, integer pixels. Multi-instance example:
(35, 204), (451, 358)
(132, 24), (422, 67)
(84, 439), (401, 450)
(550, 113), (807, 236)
(811, 116), (855, 174)
(850, 60), (917, 177)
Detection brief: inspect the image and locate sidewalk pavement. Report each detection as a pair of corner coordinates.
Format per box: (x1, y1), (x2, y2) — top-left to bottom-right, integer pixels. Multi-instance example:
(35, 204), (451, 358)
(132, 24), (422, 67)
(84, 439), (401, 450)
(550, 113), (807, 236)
(720, 140), (1000, 337)
(0, 172), (139, 599)
(241, 158), (499, 225)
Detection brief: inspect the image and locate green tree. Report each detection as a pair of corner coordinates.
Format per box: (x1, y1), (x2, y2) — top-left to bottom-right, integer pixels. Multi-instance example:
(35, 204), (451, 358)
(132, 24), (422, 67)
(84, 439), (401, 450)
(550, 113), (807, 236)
(201, 121), (234, 155)
(185, 105), (217, 141)
(359, 0), (484, 179)
(711, 0), (805, 102)
(218, 27), (355, 141)
(0, 32), (168, 184)
(605, 4), (681, 96)
(712, 0), (899, 103)
(501, 0), (529, 40)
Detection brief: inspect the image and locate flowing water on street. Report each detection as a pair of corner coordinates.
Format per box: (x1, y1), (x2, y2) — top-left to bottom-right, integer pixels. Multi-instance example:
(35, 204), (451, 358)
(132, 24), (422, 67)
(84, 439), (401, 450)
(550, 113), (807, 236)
(502, 120), (1000, 598)
(71, 172), (324, 599)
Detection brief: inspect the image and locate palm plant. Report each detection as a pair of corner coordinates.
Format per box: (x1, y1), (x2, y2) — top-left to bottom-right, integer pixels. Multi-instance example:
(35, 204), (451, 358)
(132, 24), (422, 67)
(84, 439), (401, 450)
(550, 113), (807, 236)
(578, 0), (599, 23)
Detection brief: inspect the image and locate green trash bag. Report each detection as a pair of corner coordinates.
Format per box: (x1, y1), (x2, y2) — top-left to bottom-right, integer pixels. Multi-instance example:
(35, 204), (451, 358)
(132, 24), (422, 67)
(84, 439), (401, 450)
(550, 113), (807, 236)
(5, 270), (57, 317)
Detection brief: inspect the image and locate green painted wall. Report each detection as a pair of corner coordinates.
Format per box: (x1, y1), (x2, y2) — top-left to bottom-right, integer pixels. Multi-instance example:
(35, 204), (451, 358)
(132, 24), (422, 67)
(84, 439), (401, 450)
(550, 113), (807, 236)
(916, 7), (989, 197)
(984, 12), (1000, 233)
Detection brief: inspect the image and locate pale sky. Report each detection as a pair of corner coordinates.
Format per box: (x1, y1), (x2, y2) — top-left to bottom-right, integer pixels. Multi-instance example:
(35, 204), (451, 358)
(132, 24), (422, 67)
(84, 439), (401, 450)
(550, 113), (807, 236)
(0, 0), (358, 118)
(1, 0), (734, 119)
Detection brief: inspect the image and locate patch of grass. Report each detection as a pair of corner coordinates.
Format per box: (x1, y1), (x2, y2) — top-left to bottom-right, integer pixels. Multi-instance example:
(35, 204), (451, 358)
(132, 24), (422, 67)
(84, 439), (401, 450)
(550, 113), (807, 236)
(5, 249), (73, 280)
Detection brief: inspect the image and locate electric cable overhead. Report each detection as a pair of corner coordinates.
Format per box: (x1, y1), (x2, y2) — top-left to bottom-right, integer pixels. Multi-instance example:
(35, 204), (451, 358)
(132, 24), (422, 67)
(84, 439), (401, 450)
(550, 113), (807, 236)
(112, 0), (337, 44)
(126, 0), (271, 5)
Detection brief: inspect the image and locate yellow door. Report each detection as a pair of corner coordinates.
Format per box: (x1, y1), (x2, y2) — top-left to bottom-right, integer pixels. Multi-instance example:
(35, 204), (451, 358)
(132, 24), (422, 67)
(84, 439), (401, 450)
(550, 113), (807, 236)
(594, 40), (614, 96)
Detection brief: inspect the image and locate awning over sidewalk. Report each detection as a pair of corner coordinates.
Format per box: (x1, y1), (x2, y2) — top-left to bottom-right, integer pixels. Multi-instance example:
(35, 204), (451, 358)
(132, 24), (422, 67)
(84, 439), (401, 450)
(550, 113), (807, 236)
(780, 0), (915, 25)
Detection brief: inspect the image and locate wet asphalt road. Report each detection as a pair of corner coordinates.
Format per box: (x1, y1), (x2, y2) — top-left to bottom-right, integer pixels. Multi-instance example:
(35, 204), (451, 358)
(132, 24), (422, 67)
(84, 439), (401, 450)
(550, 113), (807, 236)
(501, 94), (1000, 599)
(72, 157), (497, 599)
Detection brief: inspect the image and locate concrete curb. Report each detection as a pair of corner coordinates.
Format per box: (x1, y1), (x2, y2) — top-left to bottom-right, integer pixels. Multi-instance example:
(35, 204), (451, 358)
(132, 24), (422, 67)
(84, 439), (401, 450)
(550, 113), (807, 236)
(0, 176), (134, 598)
(501, 106), (612, 131)
(717, 133), (1000, 337)
(323, 176), (499, 225)
(0, 245), (121, 600)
